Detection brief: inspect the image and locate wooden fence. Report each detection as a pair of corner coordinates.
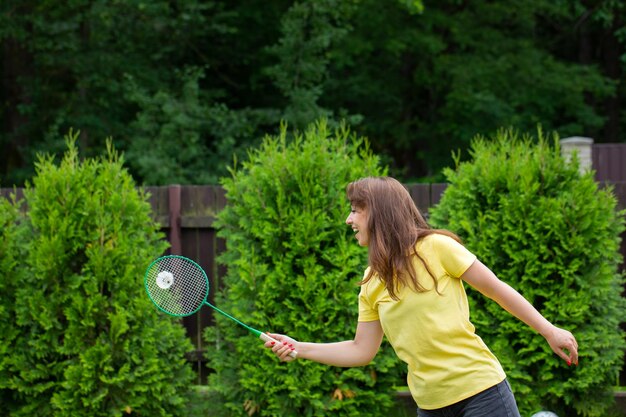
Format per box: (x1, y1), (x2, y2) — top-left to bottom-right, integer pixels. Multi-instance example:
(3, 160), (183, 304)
(144, 185), (227, 383)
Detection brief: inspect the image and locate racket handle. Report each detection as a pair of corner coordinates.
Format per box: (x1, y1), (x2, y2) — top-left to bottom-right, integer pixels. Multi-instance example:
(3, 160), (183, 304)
(260, 332), (298, 359)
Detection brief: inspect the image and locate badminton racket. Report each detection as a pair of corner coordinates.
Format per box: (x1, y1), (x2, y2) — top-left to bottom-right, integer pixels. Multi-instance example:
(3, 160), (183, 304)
(144, 255), (296, 358)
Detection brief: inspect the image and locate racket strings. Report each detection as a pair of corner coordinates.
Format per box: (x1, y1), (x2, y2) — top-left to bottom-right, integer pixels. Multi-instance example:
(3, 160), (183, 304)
(145, 257), (208, 316)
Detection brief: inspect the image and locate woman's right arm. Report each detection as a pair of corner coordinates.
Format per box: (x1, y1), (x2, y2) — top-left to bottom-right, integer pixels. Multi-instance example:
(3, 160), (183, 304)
(265, 320), (384, 367)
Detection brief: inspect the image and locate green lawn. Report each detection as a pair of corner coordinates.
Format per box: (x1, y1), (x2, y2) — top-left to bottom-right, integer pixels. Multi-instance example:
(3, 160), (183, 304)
(186, 385), (417, 417)
(186, 385), (626, 417)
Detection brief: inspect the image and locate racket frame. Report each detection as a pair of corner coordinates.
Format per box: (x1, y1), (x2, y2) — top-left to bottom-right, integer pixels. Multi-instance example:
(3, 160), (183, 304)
(144, 255), (209, 317)
(144, 255), (297, 358)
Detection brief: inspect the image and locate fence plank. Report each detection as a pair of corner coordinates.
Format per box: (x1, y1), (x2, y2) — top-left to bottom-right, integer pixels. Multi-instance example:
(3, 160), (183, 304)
(407, 183), (431, 215)
(593, 144), (626, 182)
(145, 186), (169, 227)
(168, 185), (182, 255)
(431, 183), (448, 207)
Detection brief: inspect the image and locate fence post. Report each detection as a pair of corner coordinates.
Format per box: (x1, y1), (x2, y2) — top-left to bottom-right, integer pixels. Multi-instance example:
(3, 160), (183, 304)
(168, 184), (182, 255)
(560, 137), (593, 174)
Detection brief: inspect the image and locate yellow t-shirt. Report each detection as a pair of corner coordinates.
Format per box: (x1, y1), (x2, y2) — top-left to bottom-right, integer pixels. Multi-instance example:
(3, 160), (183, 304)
(358, 233), (506, 410)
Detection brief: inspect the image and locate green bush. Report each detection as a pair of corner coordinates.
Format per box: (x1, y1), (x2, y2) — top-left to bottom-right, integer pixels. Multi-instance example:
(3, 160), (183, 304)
(0, 193), (28, 412)
(429, 128), (626, 417)
(205, 120), (404, 416)
(0, 131), (196, 416)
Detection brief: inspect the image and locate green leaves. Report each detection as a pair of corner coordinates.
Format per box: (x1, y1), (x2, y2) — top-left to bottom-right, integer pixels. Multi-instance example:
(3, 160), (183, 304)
(265, 0), (358, 129)
(0, 131), (195, 416)
(430, 128), (626, 416)
(206, 119), (401, 415)
(3, 0), (625, 186)
(124, 68), (278, 185)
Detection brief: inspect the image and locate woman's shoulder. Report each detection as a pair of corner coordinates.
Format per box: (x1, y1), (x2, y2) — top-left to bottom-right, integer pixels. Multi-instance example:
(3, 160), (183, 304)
(419, 231), (460, 248)
(419, 231), (476, 276)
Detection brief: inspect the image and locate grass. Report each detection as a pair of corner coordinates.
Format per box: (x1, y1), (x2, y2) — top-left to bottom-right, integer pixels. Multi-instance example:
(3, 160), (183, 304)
(186, 385), (417, 417)
(186, 385), (626, 417)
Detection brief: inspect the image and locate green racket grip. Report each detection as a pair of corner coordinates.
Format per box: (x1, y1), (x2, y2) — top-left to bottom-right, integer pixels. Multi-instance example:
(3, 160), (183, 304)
(260, 332), (298, 359)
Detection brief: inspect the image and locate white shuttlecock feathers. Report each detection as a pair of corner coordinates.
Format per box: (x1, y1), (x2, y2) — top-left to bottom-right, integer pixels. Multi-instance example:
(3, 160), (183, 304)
(156, 271), (174, 289)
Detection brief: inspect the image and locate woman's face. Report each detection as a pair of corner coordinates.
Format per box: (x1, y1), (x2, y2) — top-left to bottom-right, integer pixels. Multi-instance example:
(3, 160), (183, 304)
(346, 205), (369, 246)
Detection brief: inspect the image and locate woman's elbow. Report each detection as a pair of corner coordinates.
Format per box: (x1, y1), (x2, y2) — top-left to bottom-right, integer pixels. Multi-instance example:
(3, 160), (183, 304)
(353, 349), (378, 366)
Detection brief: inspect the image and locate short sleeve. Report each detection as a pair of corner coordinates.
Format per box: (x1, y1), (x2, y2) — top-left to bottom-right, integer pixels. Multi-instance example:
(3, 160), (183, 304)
(357, 267), (380, 322)
(358, 284), (380, 322)
(430, 234), (477, 278)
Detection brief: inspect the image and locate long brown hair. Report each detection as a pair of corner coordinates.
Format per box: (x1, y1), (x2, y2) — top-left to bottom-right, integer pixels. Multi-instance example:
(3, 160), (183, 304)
(346, 176), (460, 300)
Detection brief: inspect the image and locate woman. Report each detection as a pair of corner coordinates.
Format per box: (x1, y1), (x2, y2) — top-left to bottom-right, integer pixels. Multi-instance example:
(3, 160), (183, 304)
(265, 176), (578, 417)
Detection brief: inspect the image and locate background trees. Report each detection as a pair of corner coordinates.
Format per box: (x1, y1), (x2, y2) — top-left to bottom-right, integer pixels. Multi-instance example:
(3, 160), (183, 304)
(1, 0), (624, 186)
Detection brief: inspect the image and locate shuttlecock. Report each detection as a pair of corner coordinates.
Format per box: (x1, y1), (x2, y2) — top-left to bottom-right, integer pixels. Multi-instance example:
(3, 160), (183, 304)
(156, 271), (174, 289)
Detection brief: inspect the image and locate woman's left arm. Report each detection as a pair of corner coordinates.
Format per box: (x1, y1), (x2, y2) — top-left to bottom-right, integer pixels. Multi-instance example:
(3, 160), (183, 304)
(461, 259), (579, 365)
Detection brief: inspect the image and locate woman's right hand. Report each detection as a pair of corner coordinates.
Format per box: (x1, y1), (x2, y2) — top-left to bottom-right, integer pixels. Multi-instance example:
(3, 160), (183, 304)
(264, 332), (298, 362)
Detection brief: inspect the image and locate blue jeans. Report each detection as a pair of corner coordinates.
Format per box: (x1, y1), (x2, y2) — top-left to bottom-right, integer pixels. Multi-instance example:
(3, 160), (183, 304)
(417, 379), (522, 417)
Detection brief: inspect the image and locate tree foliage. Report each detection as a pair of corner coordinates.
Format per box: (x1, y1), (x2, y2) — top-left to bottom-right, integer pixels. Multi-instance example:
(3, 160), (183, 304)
(0, 131), (196, 416)
(205, 120), (403, 416)
(1, 0), (624, 185)
(429, 129), (626, 417)
(265, 0), (358, 129)
(124, 67), (278, 185)
(0, 192), (27, 411)
(322, 0), (619, 179)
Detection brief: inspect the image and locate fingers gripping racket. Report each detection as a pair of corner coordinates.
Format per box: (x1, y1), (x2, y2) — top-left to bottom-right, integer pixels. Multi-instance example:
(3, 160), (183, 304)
(144, 255), (296, 358)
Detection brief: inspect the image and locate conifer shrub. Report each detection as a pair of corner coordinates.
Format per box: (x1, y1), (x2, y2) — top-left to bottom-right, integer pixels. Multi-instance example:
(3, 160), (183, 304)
(429, 129), (626, 417)
(0, 131), (195, 416)
(0, 195), (28, 413)
(205, 120), (404, 416)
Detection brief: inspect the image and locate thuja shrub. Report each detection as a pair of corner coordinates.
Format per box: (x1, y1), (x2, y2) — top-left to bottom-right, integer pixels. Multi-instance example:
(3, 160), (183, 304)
(1, 132), (195, 416)
(0, 195), (28, 413)
(429, 129), (626, 417)
(205, 120), (403, 416)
